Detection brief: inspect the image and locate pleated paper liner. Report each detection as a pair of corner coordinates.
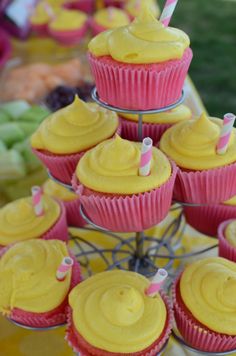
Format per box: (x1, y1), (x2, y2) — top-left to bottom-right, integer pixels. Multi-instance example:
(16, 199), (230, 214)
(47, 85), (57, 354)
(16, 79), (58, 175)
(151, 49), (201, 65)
(64, 198), (86, 228)
(49, 22), (88, 46)
(218, 219), (236, 262)
(88, 48), (192, 110)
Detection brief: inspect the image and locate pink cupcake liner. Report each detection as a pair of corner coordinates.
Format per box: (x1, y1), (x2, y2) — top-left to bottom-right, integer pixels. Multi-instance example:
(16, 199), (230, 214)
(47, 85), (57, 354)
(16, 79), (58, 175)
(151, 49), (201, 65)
(173, 161), (236, 205)
(0, 249), (81, 328)
(120, 117), (172, 143)
(184, 204), (236, 237)
(49, 22), (88, 45)
(32, 124), (121, 185)
(64, 199), (86, 227)
(42, 201), (68, 242)
(72, 162), (177, 232)
(31, 23), (49, 36)
(88, 48), (192, 110)
(172, 276), (236, 353)
(218, 219), (236, 262)
(66, 291), (173, 356)
(64, 0), (94, 13)
(89, 17), (107, 36)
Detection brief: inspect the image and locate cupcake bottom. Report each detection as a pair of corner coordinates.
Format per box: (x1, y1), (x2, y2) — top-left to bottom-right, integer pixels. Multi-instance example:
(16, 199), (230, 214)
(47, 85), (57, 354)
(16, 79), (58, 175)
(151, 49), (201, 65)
(172, 276), (236, 353)
(49, 23), (88, 46)
(184, 204), (236, 237)
(31, 23), (48, 36)
(72, 162), (177, 232)
(120, 117), (172, 144)
(5, 253), (81, 328)
(64, 0), (93, 13)
(218, 219), (236, 262)
(66, 291), (173, 356)
(64, 199), (86, 228)
(88, 48), (192, 110)
(173, 161), (236, 204)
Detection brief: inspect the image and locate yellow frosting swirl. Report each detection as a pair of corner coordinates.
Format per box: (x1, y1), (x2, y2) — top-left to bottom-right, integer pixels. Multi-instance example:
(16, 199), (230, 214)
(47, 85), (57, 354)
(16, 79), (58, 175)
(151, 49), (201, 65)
(160, 113), (236, 170)
(125, 0), (160, 18)
(180, 257), (236, 335)
(43, 179), (77, 202)
(120, 105), (192, 124)
(31, 97), (119, 154)
(88, 7), (190, 63)
(76, 135), (171, 194)
(225, 221), (236, 247)
(0, 196), (60, 246)
(69, 270), (166, 353)
(223, 195), (236, 206)
(49, 9), (87, 31)
(0, 239), (72, 314)
(93, 7), (130, 29)
(30, 3), (52, 25)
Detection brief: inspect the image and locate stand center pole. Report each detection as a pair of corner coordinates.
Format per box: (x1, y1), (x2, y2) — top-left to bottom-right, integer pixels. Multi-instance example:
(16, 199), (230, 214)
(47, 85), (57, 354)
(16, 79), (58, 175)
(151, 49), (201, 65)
(135, 231), (144, 259)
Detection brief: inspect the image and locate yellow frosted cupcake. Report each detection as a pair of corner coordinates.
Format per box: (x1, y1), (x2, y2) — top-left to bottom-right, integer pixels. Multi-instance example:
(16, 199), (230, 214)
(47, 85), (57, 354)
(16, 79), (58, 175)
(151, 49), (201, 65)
(73, 135), (177, 232)
(90, 7), (130, 35)
(66, 270), (173, 355)
(173, 257), (236, 353)
(31, 96), (120, 184)
(0, 193), (68, 247)
(30, 2), (55, 36)
(218, 218), (236, 262)
(48, 8), (88, 45)
(43, 179), (85, 227)
(0, 239), (81, 328)
(160, 113), (236, 204)
(120, 104), (192, 143)
(88, 6), (192, 110)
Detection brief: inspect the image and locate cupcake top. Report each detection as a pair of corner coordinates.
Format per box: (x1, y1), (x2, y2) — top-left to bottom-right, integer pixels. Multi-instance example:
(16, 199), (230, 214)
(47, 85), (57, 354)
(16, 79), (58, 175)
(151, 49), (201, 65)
(224, 221), (236, 248)
(88, 7), (190, 64)
(30, 2), (53, 26)
(0, 239), (72, 315)
(76, 135), (171, 194)
(43, 179), (78, 202)
(49, 9), (87, 31)
(125, 0), (160, 19)
(93, 7), (130, 29)
(160, 113), (236, 170)
(0, 195), (60, 246)
(120, 104), (192, 124)
(223, 195), (236, 206)
(180, 257), (236, 335)
(31, 96), (119, 154)
(69, 270), (167, 353)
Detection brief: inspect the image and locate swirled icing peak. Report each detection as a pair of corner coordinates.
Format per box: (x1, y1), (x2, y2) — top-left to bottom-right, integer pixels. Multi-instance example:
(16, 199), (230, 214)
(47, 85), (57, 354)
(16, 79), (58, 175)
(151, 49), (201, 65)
(49, 9), (87, 31)
(160, 113), (236, 170)
(88, 6), (190, 63)
(0, 195), (60, 246)
(0, 239), (72, 314)
(31, 96), (119, 154)
(125, 0), (160, 19)
(225, 221), (236, 247)
(43, 179), (77, 202)
(120, 104), (192, 124)
(93, 7), (130, 29)
(69, 270), (166, 353)
(76, 135), (171, 194)
(180, 257), (236, 335)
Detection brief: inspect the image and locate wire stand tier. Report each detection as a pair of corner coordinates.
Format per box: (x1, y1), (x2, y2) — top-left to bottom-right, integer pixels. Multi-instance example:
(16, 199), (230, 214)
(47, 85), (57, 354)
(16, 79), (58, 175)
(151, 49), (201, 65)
(48, 87), (218, 281)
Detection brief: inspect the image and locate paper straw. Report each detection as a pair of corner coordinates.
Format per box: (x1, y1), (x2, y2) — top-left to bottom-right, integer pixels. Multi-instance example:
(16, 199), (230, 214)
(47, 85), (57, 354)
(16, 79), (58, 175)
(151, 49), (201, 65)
(108, 7), (114, 21)
(160, 0), (178, 27)
(56, 257), (74, 281)
(139, 137), (153, 176)
(31, 186), (44, 217)
(146, 269), (168, 297)
(43, 1), (55, 19)
(134, 0), (141, 11)
(217, 113), (235, 155)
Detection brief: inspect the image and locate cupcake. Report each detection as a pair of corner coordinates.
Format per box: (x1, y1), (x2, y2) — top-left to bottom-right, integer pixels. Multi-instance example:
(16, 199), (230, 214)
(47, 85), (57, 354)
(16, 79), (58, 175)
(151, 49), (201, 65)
(160, 113), (236, 204)
(0, 193), (68, 248)
(184, 195), (236, 237)
(66, 270), (173, 355)
(172, 257), (236, 353)
(0, 239), (81, 328)
(218, 219), (236, 262)
(125, 0), (160, 20)
(30, 2), (55, 36)
(120, 104), (192, 143)
(88, 6), (192, 110)
(48, 9), (88, 45)
(90, 6), (130, 35)
(64, 0), (93, 14)
(73, 135), (177, 232)
(43, 179), (85, 228)
(31, 96), (120, 184)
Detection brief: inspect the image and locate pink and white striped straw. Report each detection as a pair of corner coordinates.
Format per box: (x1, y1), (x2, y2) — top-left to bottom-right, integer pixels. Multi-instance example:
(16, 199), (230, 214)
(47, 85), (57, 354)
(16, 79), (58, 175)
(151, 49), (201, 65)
(146, 269), (168, 297)
(108, 7), (114, 21)
(160, 0), (178, 27)
(134, 0), (141, 11)
(31, 186), (44, 217)
(217, 113), (235, 155)
(43, 1), (55, 20)
(56, 257), (74, 281)
(139, 137), (153, 176)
